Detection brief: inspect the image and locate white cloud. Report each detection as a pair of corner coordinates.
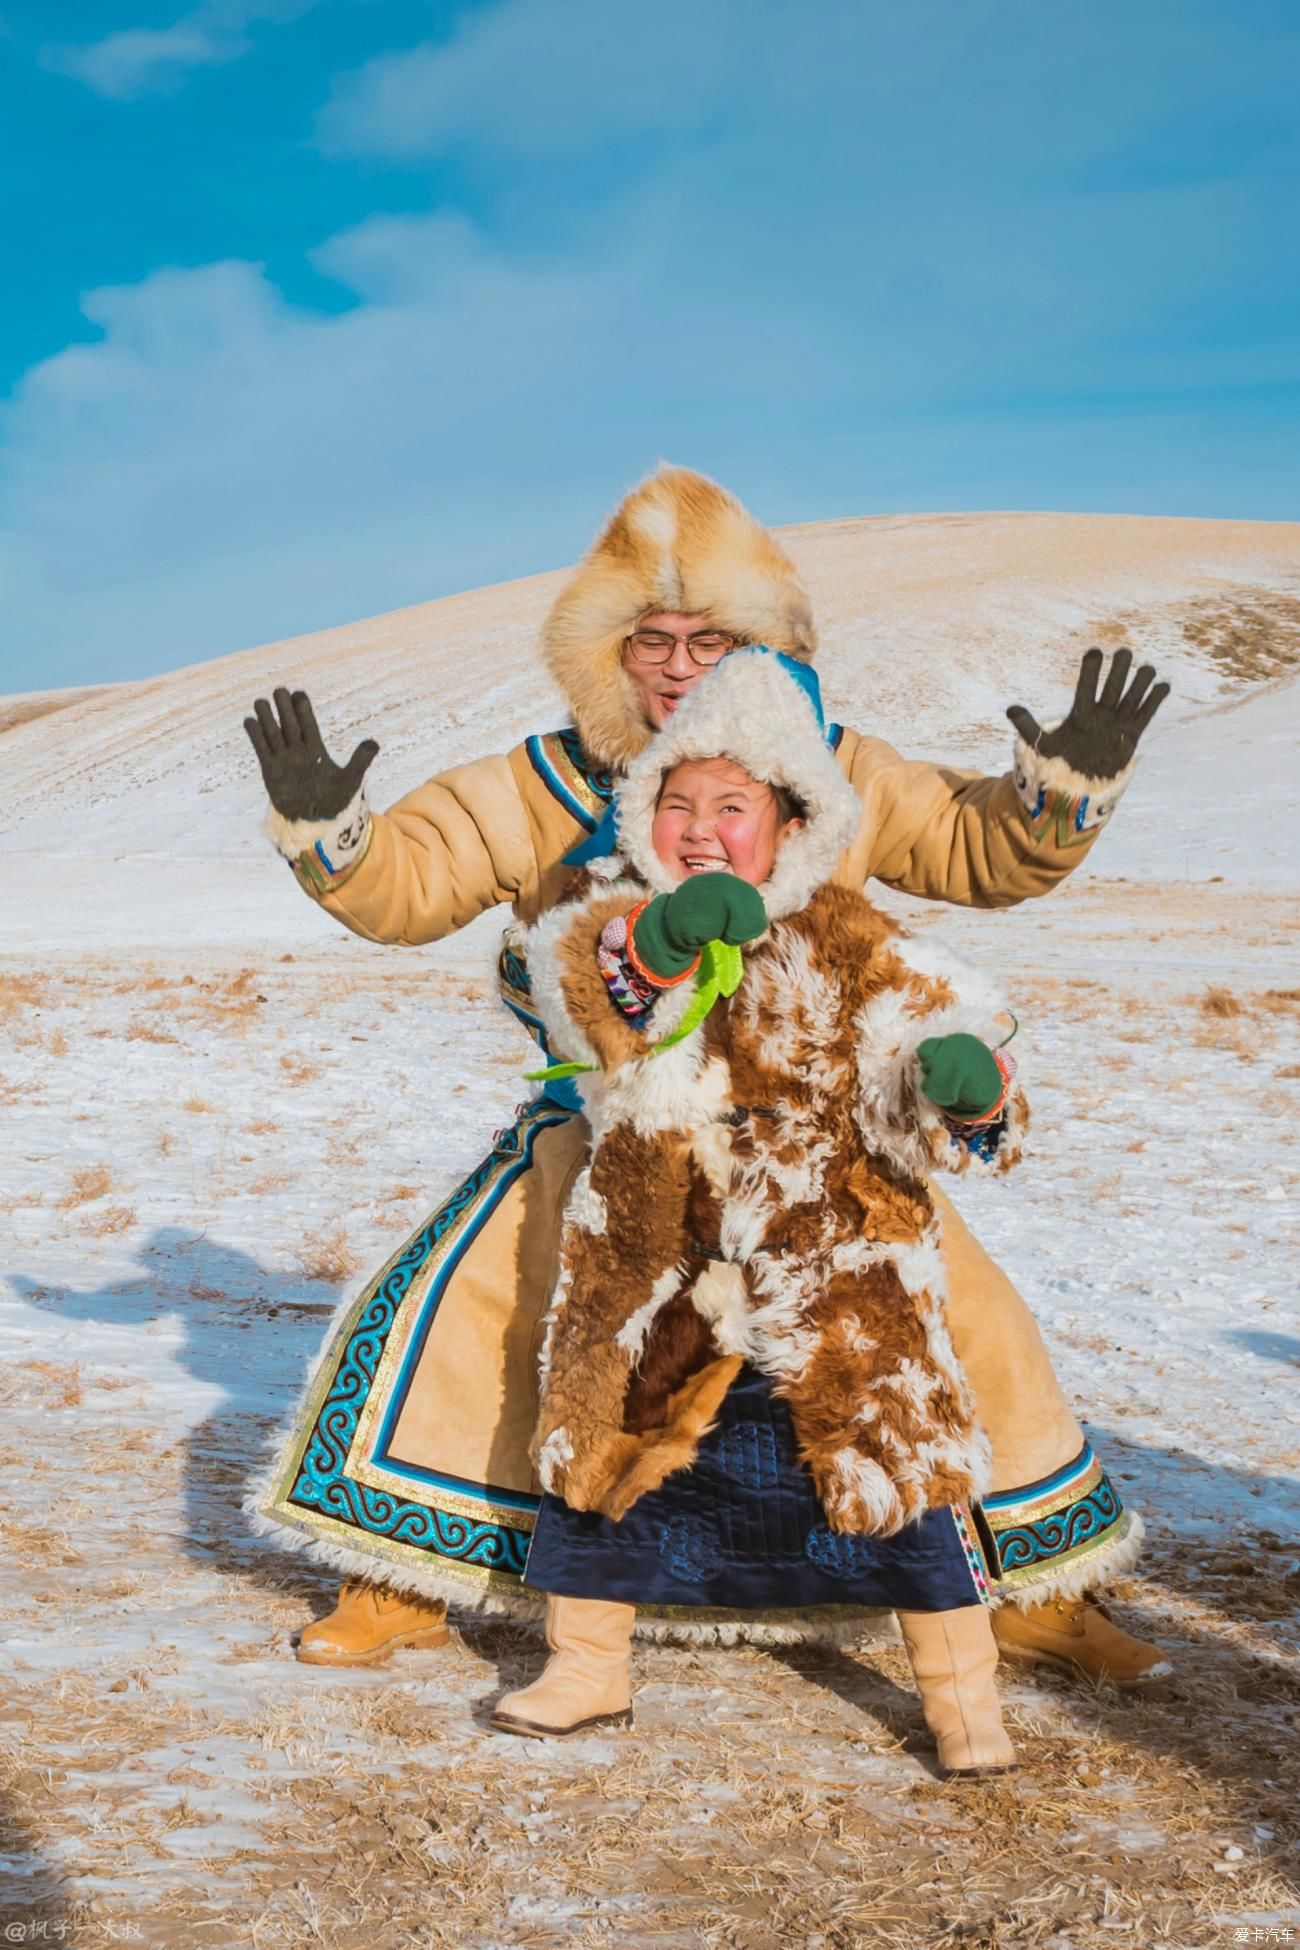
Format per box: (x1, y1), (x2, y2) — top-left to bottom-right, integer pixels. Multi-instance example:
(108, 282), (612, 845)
(318, 0), (772, 159)
(0, 215), (660, 685)
(7, 1), (1296, 688)
(42, 0), (318, 100)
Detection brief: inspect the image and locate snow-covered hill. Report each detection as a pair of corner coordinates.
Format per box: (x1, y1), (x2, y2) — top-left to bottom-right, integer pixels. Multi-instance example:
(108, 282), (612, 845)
(3, 510), (1298, 950)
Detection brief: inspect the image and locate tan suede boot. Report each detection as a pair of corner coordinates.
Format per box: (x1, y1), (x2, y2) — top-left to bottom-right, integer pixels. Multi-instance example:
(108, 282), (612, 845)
(897, 1606), (1017, 1778)
(992, 1593), (1173, 1687)
(296, 1581), (450, 1667)
(490, 1595), (635, 1739)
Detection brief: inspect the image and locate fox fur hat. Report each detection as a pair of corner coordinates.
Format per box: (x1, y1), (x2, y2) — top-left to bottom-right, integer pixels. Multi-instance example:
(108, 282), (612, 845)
(592, 648), (862, 923)
(542, 465), (816, 769)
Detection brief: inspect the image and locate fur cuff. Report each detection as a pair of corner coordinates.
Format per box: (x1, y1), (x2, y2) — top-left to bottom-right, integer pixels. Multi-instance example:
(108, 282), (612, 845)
(263, 787), (372, 892)
(852, 936), (1025, 1182)
(1011, 733), (1136, 842)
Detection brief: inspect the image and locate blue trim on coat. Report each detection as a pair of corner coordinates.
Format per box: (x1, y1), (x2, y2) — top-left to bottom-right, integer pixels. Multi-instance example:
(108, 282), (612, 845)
(525, 732), (599, 831)
(982, 1442), (1096, 1511)
(366, 1105), (572, 1503)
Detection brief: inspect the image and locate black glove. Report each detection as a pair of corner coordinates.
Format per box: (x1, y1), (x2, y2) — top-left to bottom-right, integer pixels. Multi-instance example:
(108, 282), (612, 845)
(1007, 648), (1168, 781)
(243, 688), (378, 822)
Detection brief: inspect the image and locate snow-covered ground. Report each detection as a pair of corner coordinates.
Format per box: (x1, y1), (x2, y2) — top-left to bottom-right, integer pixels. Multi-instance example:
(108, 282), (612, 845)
(2, 513), (1298, 1947)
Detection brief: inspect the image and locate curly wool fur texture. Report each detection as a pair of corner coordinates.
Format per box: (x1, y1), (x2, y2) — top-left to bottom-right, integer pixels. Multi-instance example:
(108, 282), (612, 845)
(528, 880), (1027, 1534)
(541, 466), (816, 768)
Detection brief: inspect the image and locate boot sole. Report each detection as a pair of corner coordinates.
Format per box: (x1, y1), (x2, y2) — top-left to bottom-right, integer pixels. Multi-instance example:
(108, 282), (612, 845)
(295, 1624), (452, 1668)
(995, 1641), (1175, 1691)
(489, 1706), (634, 1741)
(940, 1763), (1018, 1780)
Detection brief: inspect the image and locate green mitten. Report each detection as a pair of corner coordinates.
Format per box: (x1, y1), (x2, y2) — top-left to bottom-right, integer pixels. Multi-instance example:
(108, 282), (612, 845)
(633, 874), (768, 979)
(917, 1034), (1003, 1120)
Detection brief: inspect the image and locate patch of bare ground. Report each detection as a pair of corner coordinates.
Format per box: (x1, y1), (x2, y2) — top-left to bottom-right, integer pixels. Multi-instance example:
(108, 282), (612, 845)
(0, 686), (112, 734)
(1090, 585), (1300, 688)
(1179, 587), (1300, 684)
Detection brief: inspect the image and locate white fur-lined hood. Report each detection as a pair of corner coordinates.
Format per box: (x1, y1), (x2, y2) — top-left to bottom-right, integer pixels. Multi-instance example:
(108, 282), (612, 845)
(593, 649), (861, 921)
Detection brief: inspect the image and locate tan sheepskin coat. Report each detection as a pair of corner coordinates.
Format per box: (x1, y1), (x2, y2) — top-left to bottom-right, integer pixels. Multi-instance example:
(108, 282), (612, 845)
(525, 877), (1029, 1535)
(266, 467), (1132, 945)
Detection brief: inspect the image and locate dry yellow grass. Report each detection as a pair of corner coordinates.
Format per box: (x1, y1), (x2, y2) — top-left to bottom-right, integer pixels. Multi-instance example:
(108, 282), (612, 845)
(2, 875), (1293, 1943)
(4, 1582), (1294, 1950)
(78, 1203), (136, 1237)
(294, 1223), (361, 1283)
(0, 1513), (85, 1566)
(279, 1053), (322, 1085)
(124, 1020), (181, 1044)
(0, 970), (46, 1019)
(59, 1165), (112, 1209)
(16, 1360), (84, 1409)
(1180, 585), (1300, 683)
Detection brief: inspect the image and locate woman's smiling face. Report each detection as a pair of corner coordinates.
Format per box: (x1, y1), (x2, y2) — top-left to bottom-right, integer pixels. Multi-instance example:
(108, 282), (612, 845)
(651, 757), (803, 887)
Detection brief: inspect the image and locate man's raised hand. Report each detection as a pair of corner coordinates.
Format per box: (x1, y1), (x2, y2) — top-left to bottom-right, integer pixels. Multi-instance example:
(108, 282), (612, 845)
(243, 688), (379, 823)
(1007, 648), (1169, 782)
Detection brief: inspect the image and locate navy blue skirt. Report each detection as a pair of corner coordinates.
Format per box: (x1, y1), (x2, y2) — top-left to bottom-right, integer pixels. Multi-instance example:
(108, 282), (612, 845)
(525, 1365), (991, 1613)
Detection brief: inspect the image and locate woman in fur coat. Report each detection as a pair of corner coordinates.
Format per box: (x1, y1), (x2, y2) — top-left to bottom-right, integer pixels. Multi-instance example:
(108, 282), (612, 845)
(494, 651), (1028, 1774)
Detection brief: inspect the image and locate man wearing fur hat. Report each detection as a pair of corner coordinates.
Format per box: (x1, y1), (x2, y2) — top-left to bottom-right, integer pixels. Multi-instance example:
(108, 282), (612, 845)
(245, 466), (1171, 1687)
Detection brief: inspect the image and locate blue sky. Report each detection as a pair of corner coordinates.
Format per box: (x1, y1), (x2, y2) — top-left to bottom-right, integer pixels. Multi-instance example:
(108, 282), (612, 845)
(2, 0), (1297, 691)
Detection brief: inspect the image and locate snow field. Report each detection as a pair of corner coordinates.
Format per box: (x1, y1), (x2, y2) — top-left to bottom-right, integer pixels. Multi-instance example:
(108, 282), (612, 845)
(2, 512), (1298, 1943)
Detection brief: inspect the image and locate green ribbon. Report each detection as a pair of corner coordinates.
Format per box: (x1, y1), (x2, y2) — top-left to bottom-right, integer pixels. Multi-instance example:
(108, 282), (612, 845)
(644, 938), (744, 1056)
(522, 1058), (596, 1082)
(524, 937), (745, 1085)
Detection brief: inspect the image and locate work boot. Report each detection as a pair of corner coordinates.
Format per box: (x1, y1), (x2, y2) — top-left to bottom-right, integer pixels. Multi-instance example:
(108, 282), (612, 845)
(992, 1593), (1173, 1688)
(897, 1606), (1017, 1778)
(490, 1595), (635, 1739)
(296, 1580), (450, 1667)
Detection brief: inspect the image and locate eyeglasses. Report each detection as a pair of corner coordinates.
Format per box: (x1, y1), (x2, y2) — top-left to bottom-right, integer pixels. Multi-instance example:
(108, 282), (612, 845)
(623, 630), (737, 668)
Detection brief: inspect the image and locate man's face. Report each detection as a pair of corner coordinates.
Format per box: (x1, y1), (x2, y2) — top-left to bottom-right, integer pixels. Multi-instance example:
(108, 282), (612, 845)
(622, 611), (738, 731)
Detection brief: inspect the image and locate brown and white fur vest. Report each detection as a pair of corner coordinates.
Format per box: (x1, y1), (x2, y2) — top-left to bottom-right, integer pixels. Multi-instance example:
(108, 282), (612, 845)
(525, 876), (1028, 1535)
